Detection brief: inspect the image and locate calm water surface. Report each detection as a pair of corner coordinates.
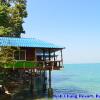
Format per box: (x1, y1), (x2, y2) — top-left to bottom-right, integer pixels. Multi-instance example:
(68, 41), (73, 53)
(35, 63), (100, 100)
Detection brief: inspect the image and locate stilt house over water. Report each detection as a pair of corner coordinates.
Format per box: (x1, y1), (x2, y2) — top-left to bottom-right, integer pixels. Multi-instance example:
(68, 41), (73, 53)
(0, 37), (65, 96)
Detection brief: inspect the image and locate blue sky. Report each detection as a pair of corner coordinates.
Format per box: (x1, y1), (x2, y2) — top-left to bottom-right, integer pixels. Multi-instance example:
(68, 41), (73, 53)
(22, 0), (100, 64)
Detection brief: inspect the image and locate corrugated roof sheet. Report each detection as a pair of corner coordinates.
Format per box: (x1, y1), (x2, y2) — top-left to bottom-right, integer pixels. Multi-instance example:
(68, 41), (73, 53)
(0, 37), (64, 49)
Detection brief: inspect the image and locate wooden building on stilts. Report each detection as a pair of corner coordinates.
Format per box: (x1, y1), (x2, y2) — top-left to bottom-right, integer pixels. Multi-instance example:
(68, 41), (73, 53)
(0, 37), (64, 97)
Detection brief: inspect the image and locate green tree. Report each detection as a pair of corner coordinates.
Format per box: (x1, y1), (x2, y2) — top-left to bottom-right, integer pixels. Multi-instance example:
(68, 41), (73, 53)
(0, 0), (27, 67)
(0, 0), (27, 37)
(0, 47), (17, 67)
(0, 0), (27, 84)
(0, 0), (27, 65)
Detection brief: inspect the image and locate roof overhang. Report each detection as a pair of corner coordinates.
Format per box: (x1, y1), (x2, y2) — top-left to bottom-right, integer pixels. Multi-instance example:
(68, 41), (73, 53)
(0, 37), (65, 49)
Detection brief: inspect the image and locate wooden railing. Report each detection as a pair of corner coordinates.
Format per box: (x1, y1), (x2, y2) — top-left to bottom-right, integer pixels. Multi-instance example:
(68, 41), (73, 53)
(5, 60), (63, 70)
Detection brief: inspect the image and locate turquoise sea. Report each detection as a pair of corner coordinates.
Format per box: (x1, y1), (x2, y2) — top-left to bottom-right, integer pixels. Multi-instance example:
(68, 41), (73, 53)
(36, 63), (100, 100)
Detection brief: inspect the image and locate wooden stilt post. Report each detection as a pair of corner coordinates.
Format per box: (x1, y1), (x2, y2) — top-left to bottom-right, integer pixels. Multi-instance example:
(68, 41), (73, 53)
(48, 49), (53, 97)
(42, 49), (47, 92)
(30, 68), (34, 98)
(48, 69), (53, 97)
(49, 70), (51, 88)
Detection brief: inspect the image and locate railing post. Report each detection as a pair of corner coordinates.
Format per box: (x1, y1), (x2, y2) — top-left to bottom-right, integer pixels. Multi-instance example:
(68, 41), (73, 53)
(61, 49), (63, 68)
(54, 49), (56, 66)
(59, 61), (60, 67)
(49, 49), (51, 66)
(43, 49), (45, 61)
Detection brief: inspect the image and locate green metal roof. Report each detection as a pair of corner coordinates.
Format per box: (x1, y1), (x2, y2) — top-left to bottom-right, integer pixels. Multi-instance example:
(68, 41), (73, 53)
(0, 37), (64, 49)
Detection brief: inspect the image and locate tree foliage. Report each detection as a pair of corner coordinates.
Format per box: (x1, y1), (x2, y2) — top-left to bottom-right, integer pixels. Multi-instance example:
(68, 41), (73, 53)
(0, 0), (27, 37)
(0, 47), (15, 67)
(0, 0), (27, 85)
(0, 0), (27, 68)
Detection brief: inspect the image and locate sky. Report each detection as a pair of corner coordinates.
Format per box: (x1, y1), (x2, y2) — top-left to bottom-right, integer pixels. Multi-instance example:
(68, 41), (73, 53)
(22, 0), (100, 64)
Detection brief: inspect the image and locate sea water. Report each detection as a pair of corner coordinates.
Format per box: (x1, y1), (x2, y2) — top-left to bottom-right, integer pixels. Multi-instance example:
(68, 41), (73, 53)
(36, 63), (100, 100)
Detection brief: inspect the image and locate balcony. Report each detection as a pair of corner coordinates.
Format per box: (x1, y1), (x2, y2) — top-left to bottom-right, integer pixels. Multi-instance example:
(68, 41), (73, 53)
(4, 60), (63, 70)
